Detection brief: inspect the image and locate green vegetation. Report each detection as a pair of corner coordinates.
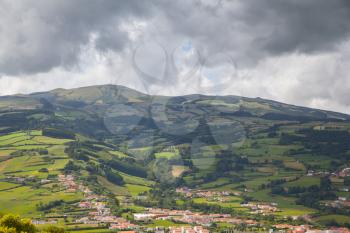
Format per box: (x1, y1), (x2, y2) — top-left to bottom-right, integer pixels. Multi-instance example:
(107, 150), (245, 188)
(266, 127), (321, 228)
(0, 214), (64, 233)
(1, 85), (350, 230)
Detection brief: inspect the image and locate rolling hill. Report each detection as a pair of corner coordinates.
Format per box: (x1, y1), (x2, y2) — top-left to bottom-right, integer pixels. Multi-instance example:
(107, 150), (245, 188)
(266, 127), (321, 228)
(1, 85), (350, 231)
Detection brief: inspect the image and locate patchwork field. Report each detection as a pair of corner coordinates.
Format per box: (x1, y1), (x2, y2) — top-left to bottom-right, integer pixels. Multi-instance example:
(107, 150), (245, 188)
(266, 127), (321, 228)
(0, 184), (82, 217)
(1, 85), (350, 231)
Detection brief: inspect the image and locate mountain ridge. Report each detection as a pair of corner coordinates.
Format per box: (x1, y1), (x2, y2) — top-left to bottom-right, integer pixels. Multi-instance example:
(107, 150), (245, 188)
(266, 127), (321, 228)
(0, 84), (349, 120)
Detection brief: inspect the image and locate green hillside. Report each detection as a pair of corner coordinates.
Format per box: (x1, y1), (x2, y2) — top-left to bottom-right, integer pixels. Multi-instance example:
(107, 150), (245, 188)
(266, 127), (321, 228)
(1, 85), (350, 231)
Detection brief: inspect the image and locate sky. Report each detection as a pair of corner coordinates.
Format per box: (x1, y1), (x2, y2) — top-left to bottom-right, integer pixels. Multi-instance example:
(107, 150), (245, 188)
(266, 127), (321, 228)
(1, 0), (350, 113)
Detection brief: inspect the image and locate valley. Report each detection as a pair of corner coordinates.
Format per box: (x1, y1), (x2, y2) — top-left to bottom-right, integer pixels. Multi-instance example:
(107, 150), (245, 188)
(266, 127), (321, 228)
(0, 85), (350, 232)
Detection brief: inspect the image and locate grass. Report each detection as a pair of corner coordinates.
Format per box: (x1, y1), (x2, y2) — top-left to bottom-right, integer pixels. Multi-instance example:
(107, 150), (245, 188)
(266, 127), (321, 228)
(0, 185), (82, 217)
(316, 214), (350, 225)
(0, 149), (15, 157)
(0, 131), (43, 147)
(155, 151), (180, 159)
(0, 131), (70, 178)
(97, 175), (152, 197)
(48, 145), (69, 157)
(192, 197), (247, 211)
(120, 172), (154, 186)
(32, 136), (72, 145)
(197, 99), (240, 108)
(129, 146), (153, 158)
(0, 154), (68, 178)
(0, 132), (28, 141)
(97, 176), (130, 196)
(284, 176), (320, 188)
(198, 177), (232, 189)
(243, 176), (276, 190)
(249, 189), (316, 217)
(146, 220), (188, 227)
(0, 135), (32, 147)
(191, 158), (216, 170)
(283, 160), (306, 171)
(0, 181), (20, 191)
(108, 150), (129, 158)
(0, 131), (70, 152)
(2, 145), (49, 150)
(125, 205), (145, 212)
(172, 165), (188, 177)
(125, 184), (151, 196)
(256, 166), (276, 173)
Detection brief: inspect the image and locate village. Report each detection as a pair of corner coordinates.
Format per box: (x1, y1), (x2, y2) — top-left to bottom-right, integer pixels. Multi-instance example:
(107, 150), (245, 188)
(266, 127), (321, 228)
(133, 208), (257, 227)
(175, 187), (239, 198)
(240, 202), (278, 214)
(32, 174), (215, 233)
(307, 167), (350, 179)
(58, 174), (139, 230)
(270, 224), (350, 233)
(57, 175), (256, 231)
(176, 187), (279, 215)
(322, 197), (350, 209)
(4, 173), (347, 233)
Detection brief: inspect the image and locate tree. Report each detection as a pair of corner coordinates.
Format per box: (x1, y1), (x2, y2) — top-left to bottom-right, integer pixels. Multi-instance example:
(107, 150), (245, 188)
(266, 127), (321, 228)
(271, 186), (284, 195)
(104, 169), (124, 185)
(344, 177), (350, 186)
(42, 128), (75, 139)
(0, 226), (16, 233)
(63, 161), (79, 172)
(38, 168), (49, 173)
(320, 176), (332, 191)
(0, 214), (36, 233)
(37, 200), (64, 211)
(42, 226), (65, 233)
(0, 213), (65, 233)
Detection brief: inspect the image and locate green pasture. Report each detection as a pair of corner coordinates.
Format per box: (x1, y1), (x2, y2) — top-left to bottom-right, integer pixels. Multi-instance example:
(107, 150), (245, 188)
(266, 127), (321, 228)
(249, 189), (316, 217)
(283, 176), (320, 188)
(125, 184), (151, 196)
(315, 214), (350, 226)
(0, 185), (82, 217)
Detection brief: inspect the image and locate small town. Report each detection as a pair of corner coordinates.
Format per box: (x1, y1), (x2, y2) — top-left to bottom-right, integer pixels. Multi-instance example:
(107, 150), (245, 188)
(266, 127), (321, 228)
(59, 174), (139, 230)
(322, 197), (350, 209)
(307, 167), (350, 179)
(175, 187), (239, 198)
(53, 175), (260, 231)
(133, 208), (257, 226)
(240, 202), (279, 214)
(38, 174), (216, 232)
(271, 225), (350, 233)
(22, 174), (349, 233)
(176, 187), (279, 215)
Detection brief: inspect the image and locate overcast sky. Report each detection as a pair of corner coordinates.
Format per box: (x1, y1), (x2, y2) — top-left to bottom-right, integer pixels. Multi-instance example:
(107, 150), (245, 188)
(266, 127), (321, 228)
(1, 0), (350, 113)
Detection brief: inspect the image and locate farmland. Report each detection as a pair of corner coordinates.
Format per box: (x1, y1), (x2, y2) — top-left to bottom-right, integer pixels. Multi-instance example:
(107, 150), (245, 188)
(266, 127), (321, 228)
(1, 85), (350, 232)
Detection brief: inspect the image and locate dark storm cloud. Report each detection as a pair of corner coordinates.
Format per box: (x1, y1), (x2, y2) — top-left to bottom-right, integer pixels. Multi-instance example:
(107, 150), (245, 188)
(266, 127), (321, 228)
(254, 0), (350, 54)
(1, 0), (350, 75)
(154, 0), (350, 63)
(0, 0), (151, 75)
